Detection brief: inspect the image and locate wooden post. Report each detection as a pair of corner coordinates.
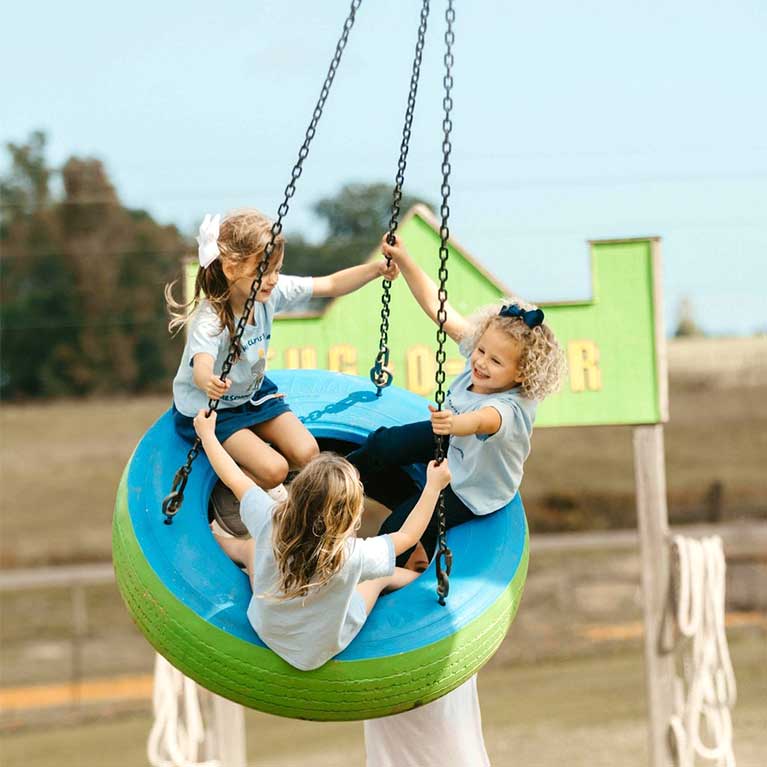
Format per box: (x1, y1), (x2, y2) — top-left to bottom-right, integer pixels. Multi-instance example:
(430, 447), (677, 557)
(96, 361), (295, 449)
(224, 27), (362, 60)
(633, 424), (674, 767)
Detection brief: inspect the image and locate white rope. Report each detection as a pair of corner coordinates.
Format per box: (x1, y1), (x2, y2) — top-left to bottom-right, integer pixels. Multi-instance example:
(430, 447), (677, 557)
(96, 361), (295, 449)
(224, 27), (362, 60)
(669, 535), (737, 767)
(147, 654), (221, 767)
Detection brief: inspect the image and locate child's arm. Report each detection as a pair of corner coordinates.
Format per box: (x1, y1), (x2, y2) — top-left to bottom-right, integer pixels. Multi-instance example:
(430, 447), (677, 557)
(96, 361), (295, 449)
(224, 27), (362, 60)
(193, 410), (255, 501)
(312, 259), (399, 298)
(430, 404), (502, 437)
(192, 354), (232, 401)
(381, 235), (470, 343)
(388, 460), (452, 556)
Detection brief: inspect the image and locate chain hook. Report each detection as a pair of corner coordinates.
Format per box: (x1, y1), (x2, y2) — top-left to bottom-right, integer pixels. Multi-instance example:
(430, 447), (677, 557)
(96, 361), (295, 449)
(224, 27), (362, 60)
(435, 546), (453, 605)
(161, 466), (191, 524)
(370, 347), (394, 395)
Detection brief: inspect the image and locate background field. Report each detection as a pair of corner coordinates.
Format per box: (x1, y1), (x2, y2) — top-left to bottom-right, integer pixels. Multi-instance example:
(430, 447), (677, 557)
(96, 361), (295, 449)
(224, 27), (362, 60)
(1, 336), (765, 766)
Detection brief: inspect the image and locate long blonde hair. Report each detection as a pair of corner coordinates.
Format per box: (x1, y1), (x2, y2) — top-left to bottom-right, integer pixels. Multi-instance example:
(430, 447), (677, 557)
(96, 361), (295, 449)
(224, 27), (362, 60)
(164, 209), (285, 346)
(459, 296), (567, 401)
(270, 453), (364, 601)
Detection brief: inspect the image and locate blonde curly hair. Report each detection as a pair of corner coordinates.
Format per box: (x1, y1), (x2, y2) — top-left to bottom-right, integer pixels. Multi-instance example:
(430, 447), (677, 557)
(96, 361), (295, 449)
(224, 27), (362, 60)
(459, 296), (566, 401)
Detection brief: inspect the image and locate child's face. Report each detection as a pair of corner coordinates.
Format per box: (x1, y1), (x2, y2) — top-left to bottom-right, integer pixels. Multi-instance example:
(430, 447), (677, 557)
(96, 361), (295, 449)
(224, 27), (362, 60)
(227, 253), (284, 302)
(404, 542), (429, 574)
(469, 325), (523, 394)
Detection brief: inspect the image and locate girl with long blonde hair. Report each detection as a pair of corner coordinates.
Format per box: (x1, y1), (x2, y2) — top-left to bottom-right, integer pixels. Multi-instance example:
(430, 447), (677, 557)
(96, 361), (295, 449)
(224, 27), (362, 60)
(193, 410), (450, 671)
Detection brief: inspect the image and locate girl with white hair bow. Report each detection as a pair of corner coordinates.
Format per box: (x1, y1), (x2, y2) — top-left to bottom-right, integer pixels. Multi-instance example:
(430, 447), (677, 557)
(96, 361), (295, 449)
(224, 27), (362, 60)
(165, 208), (398, 511)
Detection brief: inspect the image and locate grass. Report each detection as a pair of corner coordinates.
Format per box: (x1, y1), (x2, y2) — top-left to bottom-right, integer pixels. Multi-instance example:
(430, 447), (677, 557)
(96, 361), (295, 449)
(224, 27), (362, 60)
(1, 634), (764, 767)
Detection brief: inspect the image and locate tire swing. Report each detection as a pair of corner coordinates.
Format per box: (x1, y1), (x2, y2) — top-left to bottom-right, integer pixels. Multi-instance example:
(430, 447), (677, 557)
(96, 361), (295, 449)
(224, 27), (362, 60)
(113, 1), (530, 721)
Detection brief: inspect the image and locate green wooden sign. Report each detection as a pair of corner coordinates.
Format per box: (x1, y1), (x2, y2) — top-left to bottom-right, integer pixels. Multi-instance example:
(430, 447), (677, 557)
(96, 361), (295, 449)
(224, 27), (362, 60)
(186, 205), (667, 427)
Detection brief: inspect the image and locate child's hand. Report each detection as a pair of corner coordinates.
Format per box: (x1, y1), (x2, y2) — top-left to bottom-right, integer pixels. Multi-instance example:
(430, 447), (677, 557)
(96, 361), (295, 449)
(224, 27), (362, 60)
(426, 459), (451, 490)
(429, 404), (454, 435)
(204, 374), (231, 401)
(193, 409), (217, 441)
(380, 234), (409, 264)
(376, 256), (400, 281)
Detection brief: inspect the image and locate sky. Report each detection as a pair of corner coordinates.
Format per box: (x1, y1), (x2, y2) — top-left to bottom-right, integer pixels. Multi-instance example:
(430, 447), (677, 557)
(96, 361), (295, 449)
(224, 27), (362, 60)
(2, 0), (765, 336)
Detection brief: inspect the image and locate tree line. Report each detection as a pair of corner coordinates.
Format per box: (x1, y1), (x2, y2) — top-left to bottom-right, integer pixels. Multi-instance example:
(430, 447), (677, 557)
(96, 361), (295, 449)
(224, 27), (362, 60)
(0, 132), (426, 400)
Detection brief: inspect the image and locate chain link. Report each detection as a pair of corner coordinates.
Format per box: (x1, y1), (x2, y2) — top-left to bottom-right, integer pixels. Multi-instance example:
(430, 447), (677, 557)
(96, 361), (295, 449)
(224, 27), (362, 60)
(162, 0), (365, 523)
(371, 0), (430, 394)
(434, 0), (456, 605)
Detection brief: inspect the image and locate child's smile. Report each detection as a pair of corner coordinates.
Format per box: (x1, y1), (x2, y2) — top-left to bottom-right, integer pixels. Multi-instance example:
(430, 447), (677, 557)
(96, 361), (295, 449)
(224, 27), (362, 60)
(469, 326), (523, 394)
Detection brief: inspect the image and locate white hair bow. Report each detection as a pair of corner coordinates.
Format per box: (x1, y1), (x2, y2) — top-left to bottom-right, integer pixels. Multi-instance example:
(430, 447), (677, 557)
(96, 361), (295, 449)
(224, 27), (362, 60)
(196, 213), (221, 268)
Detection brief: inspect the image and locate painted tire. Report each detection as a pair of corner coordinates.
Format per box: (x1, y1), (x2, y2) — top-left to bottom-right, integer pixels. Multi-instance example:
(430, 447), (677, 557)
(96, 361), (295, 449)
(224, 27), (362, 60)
(113, 370), (529, 721)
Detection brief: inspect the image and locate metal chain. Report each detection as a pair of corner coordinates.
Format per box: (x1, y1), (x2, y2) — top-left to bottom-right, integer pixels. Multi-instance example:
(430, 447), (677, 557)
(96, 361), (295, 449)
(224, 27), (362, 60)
(370, 0), (430, 395)
(434, 0), (455, 605)
(162, 0), (365, 524)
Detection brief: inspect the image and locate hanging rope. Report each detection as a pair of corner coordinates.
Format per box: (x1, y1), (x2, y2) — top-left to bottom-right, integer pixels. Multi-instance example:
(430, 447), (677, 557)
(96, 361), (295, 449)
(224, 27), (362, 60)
(434, 0), (456, 606)
(370, 0), (430, 395)
(668, 535), (737, 767)
(147, 655), (221, 767)
(162, 0), (364, 523)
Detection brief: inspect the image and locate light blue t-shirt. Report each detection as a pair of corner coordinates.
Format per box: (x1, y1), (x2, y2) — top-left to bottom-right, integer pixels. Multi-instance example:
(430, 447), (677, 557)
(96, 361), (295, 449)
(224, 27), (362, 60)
(240, 485), (396, 671)
(445, 358), (537, 515)
(172, 275), (313, 416)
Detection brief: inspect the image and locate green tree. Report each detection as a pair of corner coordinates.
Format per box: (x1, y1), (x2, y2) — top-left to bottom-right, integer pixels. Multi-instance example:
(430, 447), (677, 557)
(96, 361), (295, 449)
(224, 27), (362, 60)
(1, 142), (434, 398)
(313, 182), (429, 243)
(1, 132), (186, 399)
(674, 297), (705, 338)
(0, 130), (51, 222)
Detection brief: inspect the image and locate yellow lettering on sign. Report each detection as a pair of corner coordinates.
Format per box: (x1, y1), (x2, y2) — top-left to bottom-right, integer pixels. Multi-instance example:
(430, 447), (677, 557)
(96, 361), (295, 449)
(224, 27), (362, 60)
(446, 358), (464, 377)
(406, 345), (435, 395)
(568, 340), (602, 392)
(328, 345), (358, 375)
(283, 347), (317, 370)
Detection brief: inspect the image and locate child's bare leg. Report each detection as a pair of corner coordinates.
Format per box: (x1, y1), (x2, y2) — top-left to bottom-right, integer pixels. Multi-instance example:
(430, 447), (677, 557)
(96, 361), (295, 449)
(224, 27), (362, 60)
(212, 534), (255, 579)
(222, 428), (289, 489)
(356, 567), (420, 614)
(254, 412), (319, 470)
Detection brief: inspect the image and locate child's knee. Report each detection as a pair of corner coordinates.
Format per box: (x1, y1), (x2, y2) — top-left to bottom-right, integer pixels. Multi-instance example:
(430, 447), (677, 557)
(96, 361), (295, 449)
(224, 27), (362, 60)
(353, 426), (392, 471)
(260, 454), (290, 488)
(365, 426), (391, 455)
(291, 435), (319, 468)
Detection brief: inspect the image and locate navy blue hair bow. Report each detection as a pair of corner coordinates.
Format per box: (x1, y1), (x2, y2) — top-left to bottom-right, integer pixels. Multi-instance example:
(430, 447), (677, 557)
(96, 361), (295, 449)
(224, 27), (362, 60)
(499, 303), (544, 328)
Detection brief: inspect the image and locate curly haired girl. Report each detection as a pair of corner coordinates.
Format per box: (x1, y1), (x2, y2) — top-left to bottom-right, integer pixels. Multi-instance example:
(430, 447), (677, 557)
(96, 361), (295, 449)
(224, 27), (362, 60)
(348, 234), (566, 565)
(194, 410), (451, 671)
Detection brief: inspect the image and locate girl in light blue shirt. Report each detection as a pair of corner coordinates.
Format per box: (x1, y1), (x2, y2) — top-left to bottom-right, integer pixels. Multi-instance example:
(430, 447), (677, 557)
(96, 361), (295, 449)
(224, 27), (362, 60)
(348, 234), (566, 565)
(193, 409), (451, 671)
(165, 208), (398, 493)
